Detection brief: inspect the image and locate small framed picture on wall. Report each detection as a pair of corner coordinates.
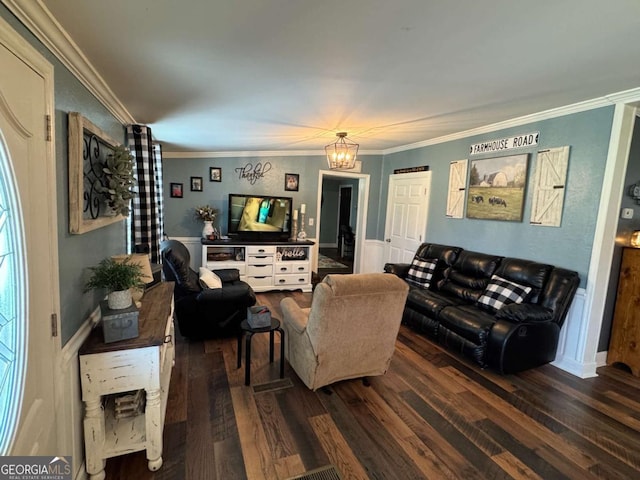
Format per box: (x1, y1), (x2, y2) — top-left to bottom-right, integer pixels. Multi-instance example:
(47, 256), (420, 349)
(190, 176), (203, 191)
(170, 182), (183, 198)
(285, 173), (299, 191)
(210, 167), (222, 182)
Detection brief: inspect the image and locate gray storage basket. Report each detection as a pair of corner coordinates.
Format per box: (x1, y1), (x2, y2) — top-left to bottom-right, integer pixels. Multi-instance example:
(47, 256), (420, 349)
(247, 305), (271, 328)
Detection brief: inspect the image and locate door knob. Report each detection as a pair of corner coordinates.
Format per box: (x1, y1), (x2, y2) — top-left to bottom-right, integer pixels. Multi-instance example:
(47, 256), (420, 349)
(385, 238), (391, 242)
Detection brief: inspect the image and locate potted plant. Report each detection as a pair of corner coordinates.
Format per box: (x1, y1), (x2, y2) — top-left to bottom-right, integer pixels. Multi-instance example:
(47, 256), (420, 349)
(85, 257), (145, 309)
(195, 205), (218, 239)
(96, 145), (136, 216)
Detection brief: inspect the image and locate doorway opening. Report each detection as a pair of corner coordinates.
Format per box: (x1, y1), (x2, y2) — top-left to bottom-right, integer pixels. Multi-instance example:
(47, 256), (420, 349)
(315, 170), (369, 281)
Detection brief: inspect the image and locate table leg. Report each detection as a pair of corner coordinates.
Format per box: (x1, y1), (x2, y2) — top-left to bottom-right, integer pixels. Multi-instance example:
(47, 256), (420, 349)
(269, 329), (275, 363)
(245, 332), (253, 385)
(279, 327), (285, 379)
(145, 388), (163, 471)
(83, 396), (106, 480)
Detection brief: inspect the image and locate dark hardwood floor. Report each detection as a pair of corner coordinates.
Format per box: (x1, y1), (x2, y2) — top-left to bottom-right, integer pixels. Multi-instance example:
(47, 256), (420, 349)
(104, 291), (640, 479)
(316, 247), (353, 281)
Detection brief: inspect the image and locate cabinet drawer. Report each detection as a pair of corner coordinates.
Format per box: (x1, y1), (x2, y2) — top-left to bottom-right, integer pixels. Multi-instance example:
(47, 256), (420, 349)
(248, 254), (274, 264)
(247, 276), (274, 287)
(275, 273), (311, 286)
(247, 264), (273, 276)
(247, 245), (276, 255)
(275, 262), (309, 274)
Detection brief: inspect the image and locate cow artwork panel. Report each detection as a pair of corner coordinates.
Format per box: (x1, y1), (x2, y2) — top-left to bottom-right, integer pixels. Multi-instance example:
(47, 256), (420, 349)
(466, 153), (529, 222)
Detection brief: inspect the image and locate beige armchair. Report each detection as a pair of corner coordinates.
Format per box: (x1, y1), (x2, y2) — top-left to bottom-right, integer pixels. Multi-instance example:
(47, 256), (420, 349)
(280, 273), (409, 391)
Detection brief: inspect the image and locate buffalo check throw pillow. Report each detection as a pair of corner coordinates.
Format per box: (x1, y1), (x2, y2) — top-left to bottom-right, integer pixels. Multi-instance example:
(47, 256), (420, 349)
(406, 257), (437, 289)
(477, 274), (532, 313)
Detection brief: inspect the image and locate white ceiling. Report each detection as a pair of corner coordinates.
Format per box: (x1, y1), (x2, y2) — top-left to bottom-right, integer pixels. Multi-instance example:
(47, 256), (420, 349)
(39, 0), (640, 153)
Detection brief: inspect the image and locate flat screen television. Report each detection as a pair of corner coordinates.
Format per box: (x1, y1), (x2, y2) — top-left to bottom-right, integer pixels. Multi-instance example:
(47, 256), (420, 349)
(227, 194), (293, 241)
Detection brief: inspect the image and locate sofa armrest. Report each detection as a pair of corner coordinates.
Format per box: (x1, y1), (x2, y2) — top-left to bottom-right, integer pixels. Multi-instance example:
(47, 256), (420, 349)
(384, 263), (411, 278)
(486, 319), (561, 374)
(495, 303), (553, 323)
(280, 297), (309, 334)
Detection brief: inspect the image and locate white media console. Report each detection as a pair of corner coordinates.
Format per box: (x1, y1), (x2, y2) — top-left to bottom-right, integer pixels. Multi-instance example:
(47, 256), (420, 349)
(201, 240), (315, 292)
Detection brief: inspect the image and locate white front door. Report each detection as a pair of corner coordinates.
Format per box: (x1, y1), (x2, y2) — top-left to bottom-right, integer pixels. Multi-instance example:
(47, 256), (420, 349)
(0, 23), (60, 455)
(383, 172), (431, 264)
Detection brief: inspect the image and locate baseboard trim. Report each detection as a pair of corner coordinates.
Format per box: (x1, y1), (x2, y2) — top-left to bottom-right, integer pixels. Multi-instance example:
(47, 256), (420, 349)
(596, 350), (608, 368)
(60, 305), (99, 480)
(552, 357), (598, 378)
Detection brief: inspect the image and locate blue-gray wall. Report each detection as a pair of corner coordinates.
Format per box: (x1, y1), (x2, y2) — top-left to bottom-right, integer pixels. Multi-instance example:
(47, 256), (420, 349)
(2, 6), (128, 344)
(162, 154), (383, 240)
(382, 107), (615, 288)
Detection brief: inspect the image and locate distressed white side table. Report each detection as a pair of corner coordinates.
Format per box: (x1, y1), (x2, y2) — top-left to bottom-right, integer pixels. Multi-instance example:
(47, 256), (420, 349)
(79, 282), (175, 480)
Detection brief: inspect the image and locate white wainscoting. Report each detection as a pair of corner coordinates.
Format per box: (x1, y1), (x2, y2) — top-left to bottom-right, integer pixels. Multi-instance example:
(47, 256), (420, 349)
(60, 306), (99, 480)
(361, 239), (387, 273)
(552, 288), (596, 377)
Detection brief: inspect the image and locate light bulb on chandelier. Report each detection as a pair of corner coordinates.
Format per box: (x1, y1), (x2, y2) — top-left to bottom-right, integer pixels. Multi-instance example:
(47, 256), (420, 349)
(325, 132), (359, 170)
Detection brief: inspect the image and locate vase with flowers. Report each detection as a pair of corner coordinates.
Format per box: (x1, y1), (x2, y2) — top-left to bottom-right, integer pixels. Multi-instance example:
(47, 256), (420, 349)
(195, 205), (218, 239)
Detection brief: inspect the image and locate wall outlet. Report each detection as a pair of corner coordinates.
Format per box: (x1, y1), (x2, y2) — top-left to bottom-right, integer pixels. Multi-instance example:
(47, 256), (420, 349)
(621, 208), (634, 219)
(308, 218), (314, 226)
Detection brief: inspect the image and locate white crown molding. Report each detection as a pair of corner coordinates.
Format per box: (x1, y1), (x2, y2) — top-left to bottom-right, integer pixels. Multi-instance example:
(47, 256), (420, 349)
(165, 150), (323, 158)
(382, 96), (618, 155)
(3, 0), (135, 125)
(383, 87), (640, 155)
(605, 87), (640, 106)
(163, 149), (382, 158)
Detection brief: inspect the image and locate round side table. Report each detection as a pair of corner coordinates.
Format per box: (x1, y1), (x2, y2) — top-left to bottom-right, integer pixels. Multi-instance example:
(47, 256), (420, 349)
(237, 318), (285, 386)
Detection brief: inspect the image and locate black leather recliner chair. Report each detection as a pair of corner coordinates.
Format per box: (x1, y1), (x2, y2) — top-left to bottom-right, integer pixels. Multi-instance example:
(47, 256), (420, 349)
(161, 239), (256, 338)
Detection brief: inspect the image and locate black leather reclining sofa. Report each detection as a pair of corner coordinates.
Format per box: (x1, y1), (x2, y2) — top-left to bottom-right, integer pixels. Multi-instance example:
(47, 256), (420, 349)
(385, 243), (579, 374)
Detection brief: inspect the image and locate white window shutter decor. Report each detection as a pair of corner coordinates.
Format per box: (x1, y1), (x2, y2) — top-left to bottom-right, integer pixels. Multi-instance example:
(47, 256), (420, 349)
(530, 146), (570, 227)
(446, 160), (468, 218)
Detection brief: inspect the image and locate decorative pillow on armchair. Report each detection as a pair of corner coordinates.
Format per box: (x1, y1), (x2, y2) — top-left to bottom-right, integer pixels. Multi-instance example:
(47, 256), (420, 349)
(406, 257), (437, 289)
(477, 274), (532, 313)
(199, 267), (222, 289)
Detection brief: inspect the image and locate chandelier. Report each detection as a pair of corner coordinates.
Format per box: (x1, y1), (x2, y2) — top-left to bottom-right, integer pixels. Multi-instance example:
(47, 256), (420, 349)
(325, 132), (359, 170)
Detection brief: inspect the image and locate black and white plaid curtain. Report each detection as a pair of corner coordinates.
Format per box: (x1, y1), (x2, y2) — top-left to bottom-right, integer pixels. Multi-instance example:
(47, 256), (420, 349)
(127, 124), (164, 264)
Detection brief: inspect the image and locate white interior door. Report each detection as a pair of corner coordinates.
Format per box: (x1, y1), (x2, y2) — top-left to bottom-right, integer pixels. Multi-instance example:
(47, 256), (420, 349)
(383, 172), (431, 264)
(0, 24), (60, 455)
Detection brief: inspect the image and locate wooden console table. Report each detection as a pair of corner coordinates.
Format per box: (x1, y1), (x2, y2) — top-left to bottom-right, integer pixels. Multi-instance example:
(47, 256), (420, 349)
(79, 282), (175, 480)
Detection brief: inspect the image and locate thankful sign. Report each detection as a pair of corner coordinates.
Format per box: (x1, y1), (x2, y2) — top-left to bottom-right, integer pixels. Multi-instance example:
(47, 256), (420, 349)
(235, 161), (272, 184)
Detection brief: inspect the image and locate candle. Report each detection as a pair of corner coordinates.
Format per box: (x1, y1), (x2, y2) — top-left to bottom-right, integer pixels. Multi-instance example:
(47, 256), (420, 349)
(293, 209), (298, 220)
(300, 203), (306, 214)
